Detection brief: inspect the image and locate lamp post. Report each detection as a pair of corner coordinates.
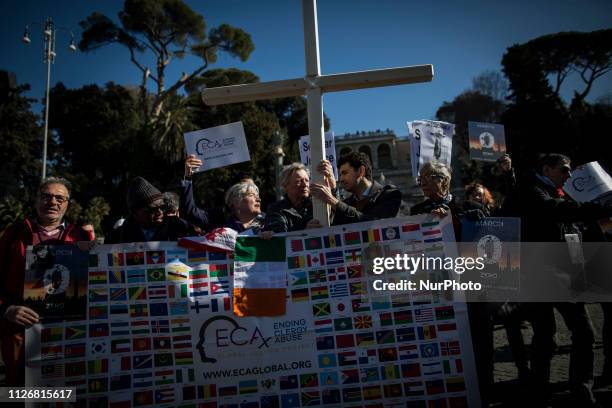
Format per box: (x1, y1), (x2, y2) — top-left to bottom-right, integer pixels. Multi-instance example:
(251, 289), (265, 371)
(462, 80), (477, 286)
(22, 17), (77, 180)
(272, 130), (285, 201)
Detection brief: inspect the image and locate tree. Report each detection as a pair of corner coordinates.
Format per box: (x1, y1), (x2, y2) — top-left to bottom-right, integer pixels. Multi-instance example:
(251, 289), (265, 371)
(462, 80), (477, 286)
(78, 0), (254, 123)
(471, 70), (508, 102)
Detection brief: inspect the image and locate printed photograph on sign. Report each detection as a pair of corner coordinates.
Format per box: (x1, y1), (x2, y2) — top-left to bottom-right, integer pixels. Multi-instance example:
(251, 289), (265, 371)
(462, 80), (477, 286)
(468, 121), (506, 162)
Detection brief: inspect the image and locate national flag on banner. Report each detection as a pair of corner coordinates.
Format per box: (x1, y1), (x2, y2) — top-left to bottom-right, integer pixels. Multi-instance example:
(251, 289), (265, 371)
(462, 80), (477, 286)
(308, 269), (326, 283)
(322, 389), (341, 404)
(126, 251), (145, 265)
(129, 286), (147, 300)
(211, 297), (231, 312)
(440, 340), (461, 356)
(371, 296), (391, 310)
(347, 265), (363, 279)
(130, 320), (150, 335)
(344, 249), (362, 264)
(361, 229), (381, 243)
(129, 304), (148, 318)
(127, 269), (146, 283)
(211, 281), (229, 294)
(316, 335), (335, 351)
(291, 271), (308, 286)
(426, 378), (445, 395)
(310, 285), (328, 300)
(208, 251), (228, 261)
(233, 236), (287, 317)
(189, 281), (209, 297)
(190, 269), (208, 280)
(88, 358), (109, 374)
(172, 334), (191, 349)
(419, 342), (440, 358)
(167, 283), (188, 299)
(403, 380), (425, 396)
(239, 379), (258, 394)
(424, 236), (443, 243)
(89, 323), (109, 338)
(415, 308), (434, 322)
(108, 269), (125, 284)
(175, 351), (193, 365)
(146, 268), (165, 282)
(443, 358), (464, 375)
(291, 287), (309, 302)
(299, 372), (318, 388)
(323, 234), (342, 248)
(402, 223), (420, 232)
(355, 332), (375, 347)
(108, 252), (125, 266)
(396, 327), (416, 342)
(306, 252), (325, 267)
(176, 367), (195, 383)
(349, 282), (366, 296)
(446, 377), (466, 393)
(154, 353), (174, 367)
(187, 249), (207, 263)
(152, 337), (171, 350)
(89, 288), (108, 302)
(167, 248), (187, 263)
(110, 287), (127, 301)
(198, 384), (217, 399)
(314, 318), (333, 333)
(391, 293), (411, 308)
(394, 310), (413, 325)
(329, 282), (348, 297)
(155, 368), (174, 385)
(353, 315), (373, 329)
(64, 361), (86, 377)
(146, 250), (166, 265)
(169, 300), (188, 316)
(167, 261), (190, 280)
(133, 337), (152, 352)
(304, 237), (323, 250)
(301, 391), (321, 406)
(279, 375), (299, 390)
(132, 371), (153, 387)
(290, 239), (304, 252)
(384, 383), (403, 398)
(378, 346), (398, 362)
(325, 250), (343, 265)
(190, 301), (210, 313)
(88, 270), (107, 285)
(110, 356), (131, 372)
(340, 368), (359, 385)
(327, 267), (347, 281)
(435, 305), (455, 320)
(338, 351), (357, 366)
(437, 322), (458, 338)
(111, 338), (131, 354)
(358, 349), (378, 365)
(351, 298), (370, 313)
(150, 302), (169, 317)
(422, 361), (443, 376)
(41, 362), (64, 378)
(398, 344), (419, 360)
(382, 226), (400, 241)
(381, 364), (400, 380)
(40, 344), (62, 360)
(287, 256), (305, 269)
(341, 387), (362, 403)
(209, 263), (228, 278)
(151, 319), (170, 334)
(376, 329), (396, 344)
(362, 384), (383, 400)
(41, 326), (63, 342)
(65, 325), (86, 340)
(336, 333), (355, 349)
(147, 285), (167, 300)
(110, 374), (131, 391)
(110, 321), (129, 336)
(171, 317), (190, 333)
(343, 231), (361, 246)
(312, 302), (331, 317)
(64, 343), (86, 358)
(334, 317), (353, 331)
(418, 325), (437, 340)
(320, 371), (339, 386)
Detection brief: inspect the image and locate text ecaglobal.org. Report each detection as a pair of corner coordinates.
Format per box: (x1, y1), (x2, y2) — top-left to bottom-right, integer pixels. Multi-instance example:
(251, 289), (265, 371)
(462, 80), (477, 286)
(372, 279), (482, 291)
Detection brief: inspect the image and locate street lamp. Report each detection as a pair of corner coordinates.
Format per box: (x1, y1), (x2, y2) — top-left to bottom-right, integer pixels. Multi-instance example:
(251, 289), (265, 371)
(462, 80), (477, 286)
(22, 17), (77, 180)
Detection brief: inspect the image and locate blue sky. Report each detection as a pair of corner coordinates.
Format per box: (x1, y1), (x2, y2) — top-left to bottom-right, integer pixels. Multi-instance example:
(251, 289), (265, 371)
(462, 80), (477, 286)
(2, 0), (611, 137)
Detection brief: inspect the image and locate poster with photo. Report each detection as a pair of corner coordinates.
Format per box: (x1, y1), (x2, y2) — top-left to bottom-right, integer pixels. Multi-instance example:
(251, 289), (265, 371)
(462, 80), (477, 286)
(468, 121), (506, 162)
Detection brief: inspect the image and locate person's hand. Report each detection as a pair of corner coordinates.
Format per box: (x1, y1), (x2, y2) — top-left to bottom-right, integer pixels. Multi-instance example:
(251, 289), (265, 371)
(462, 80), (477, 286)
(185, 154), (203, 179)
(4, 305), (39, 326)
(431, 207), (449, 218)
(306, 219), (322, 229)
(310, 183), (338, 206)
(497, 154), (512, 173)
(316, 160), (336, 190)
(259, 231), (274, 240)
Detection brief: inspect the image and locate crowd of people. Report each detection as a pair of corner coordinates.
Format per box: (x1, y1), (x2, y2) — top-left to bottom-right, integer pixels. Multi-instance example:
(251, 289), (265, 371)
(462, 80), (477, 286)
(1, 150), (611, 407)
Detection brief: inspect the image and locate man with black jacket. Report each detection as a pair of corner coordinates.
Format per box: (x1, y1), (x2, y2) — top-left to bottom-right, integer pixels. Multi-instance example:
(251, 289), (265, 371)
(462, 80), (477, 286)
(522, 153), (611, 407)
(310, 152), (401, 225)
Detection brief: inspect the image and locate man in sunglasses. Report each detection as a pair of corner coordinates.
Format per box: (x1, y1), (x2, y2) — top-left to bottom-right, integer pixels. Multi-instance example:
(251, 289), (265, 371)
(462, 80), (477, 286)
(105, 176), (194, 244)
(0, 177), (92, 386)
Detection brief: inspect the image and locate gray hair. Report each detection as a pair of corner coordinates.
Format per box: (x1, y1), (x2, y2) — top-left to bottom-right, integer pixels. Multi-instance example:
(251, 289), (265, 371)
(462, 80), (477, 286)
(38, 177), (72, 198)
(225, 182), (259, 214)
(420, 161), (452, 191)
(279, 162), (309, 191)
(162, 192), (180, 212)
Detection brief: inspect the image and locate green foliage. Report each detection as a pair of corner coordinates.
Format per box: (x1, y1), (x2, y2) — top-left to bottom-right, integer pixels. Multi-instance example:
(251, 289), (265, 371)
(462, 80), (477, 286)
(0, 196), (27, 233)
(65, 196), (111, 235)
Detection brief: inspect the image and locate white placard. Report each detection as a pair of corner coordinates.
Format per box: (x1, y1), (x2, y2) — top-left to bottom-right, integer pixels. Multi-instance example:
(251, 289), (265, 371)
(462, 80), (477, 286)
(408, 120), (454, 176)
(298, 131), (337, 179)
(184, 122), (250, 172)
(564, 161), (612, 203)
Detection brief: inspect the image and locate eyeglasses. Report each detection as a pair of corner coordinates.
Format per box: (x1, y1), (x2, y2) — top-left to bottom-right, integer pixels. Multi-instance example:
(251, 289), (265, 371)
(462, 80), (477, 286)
(40, 193), (69, 204)
(417, 174), (444, 185)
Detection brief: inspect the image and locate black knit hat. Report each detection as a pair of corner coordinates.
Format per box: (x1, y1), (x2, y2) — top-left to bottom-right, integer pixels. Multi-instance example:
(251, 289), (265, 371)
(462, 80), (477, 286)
(127, 177), (163, 211)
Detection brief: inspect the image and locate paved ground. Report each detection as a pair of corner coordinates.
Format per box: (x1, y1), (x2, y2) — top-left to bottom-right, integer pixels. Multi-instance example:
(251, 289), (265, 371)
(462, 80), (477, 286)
(491, 303), (612, 407)
(2, 304), (610, 407)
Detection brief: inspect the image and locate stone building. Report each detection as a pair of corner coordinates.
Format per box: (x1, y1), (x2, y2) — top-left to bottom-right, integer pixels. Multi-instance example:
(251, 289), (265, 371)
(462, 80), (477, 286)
(334, 129), (423, 214)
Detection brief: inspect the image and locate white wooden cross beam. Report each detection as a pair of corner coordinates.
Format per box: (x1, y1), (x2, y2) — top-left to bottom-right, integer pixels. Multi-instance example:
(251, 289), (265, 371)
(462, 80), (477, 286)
(202, 0), (434, 227)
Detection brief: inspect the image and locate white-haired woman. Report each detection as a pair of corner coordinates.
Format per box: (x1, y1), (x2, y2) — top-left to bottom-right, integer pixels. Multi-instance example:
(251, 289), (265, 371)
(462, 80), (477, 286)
(223, 181), (265, 234)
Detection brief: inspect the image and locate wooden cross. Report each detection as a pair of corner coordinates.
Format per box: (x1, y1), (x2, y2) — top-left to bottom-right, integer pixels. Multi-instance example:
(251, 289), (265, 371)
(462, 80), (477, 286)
(202, 0), (434, 227)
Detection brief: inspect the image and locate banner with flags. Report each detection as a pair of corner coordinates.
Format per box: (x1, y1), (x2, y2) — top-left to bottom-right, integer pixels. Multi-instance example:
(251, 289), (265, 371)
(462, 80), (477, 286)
(26, 215), (479, 407)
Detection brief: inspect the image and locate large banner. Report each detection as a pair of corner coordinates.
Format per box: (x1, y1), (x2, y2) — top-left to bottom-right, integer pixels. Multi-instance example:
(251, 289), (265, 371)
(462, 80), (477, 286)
(26, 215), (479, 407)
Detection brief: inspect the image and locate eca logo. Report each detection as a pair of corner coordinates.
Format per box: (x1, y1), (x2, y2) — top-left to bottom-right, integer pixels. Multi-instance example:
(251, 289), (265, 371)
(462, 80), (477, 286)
(195, 138), (223, 154)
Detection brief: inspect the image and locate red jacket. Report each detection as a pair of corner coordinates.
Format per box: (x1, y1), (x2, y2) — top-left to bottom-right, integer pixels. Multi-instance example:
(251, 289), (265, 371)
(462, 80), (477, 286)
(0, 217), (90, 386)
